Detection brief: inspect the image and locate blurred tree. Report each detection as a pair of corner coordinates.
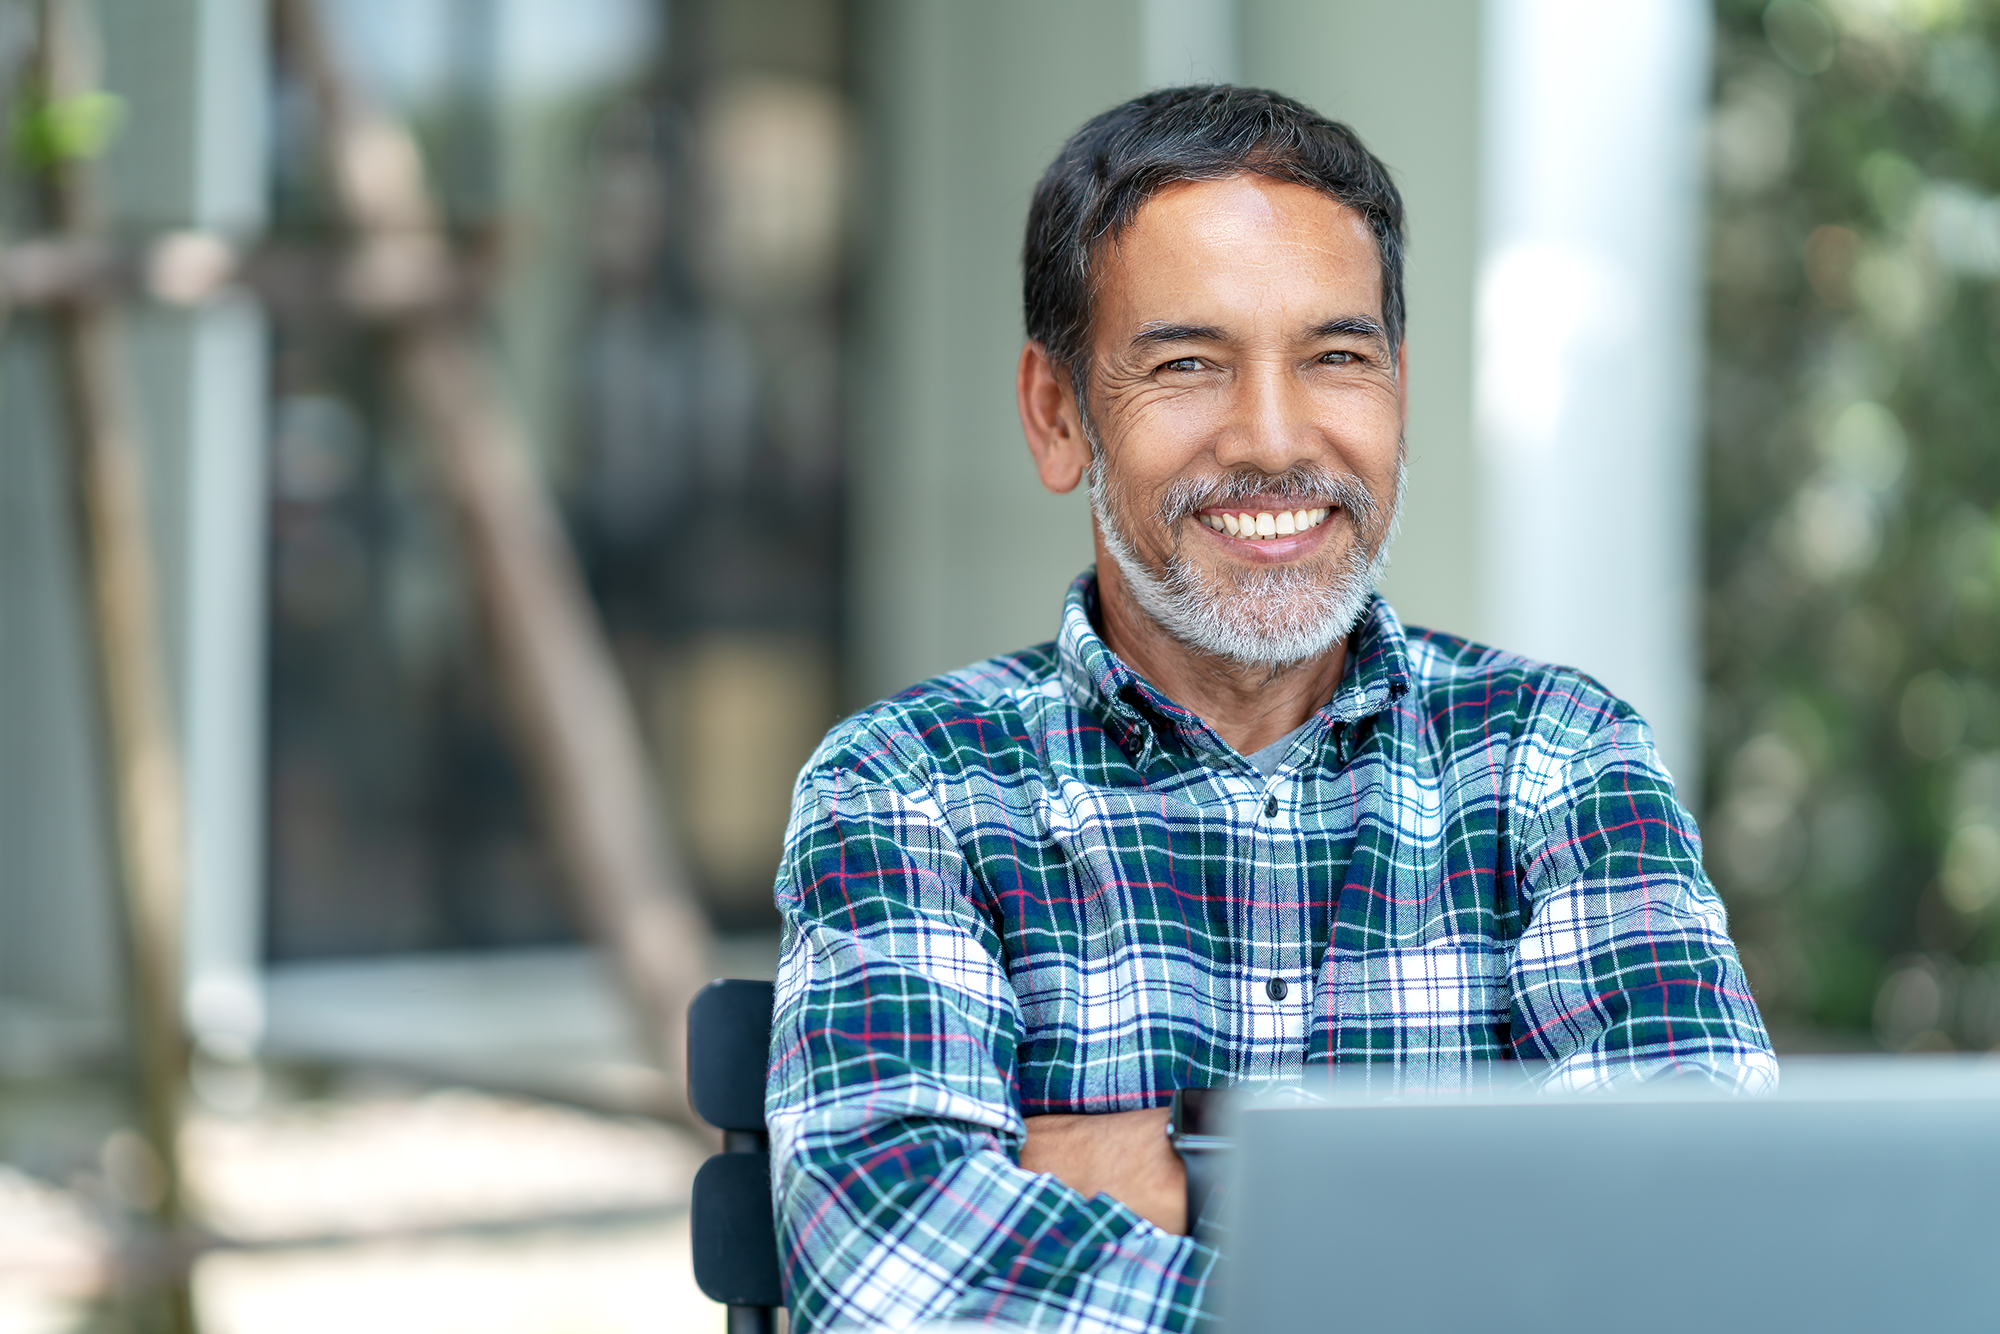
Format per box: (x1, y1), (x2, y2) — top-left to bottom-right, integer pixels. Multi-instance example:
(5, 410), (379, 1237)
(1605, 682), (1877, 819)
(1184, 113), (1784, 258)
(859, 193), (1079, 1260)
(1706, 0), (2000, 1050)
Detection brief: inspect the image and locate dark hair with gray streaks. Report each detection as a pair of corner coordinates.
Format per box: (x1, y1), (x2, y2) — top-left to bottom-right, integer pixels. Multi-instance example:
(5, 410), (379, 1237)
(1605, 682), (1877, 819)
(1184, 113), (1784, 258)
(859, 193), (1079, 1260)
(1023, 85), (1406, 398)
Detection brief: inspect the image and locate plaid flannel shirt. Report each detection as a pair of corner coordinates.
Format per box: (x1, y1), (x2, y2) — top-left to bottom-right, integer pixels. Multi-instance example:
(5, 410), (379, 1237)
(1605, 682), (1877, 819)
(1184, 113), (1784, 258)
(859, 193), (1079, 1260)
(768, 571), (1774, 1332)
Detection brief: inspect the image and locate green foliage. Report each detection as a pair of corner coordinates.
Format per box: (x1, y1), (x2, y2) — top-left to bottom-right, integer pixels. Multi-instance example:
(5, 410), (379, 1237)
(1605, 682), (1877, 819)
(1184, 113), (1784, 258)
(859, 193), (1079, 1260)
(9, 84), (124, 169)
(1706, 0), (2000, 1049)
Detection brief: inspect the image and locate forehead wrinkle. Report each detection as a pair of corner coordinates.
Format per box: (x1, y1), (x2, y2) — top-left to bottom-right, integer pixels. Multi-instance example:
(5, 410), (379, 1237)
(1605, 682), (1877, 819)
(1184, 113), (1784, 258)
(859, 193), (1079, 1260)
(1121, 249), (1368, 331)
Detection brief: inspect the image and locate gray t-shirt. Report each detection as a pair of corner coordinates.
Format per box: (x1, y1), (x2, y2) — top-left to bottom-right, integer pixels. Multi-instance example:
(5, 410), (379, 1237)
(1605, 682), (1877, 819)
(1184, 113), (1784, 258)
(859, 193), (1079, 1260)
(1245, 719), (1313, 776)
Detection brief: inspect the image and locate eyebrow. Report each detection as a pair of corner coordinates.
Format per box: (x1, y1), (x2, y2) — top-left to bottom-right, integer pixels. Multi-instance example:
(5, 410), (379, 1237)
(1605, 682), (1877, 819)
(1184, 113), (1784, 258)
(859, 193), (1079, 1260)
(1127, 315), (1389, 351)
(1128, 322), (1225, 348)
(1307, 315), (1388, 344)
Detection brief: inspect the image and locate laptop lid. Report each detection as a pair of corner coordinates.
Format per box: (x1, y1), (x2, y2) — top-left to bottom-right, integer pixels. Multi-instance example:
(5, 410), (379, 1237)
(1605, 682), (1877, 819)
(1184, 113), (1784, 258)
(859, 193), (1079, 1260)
(1219, 1058), (2000, 1333)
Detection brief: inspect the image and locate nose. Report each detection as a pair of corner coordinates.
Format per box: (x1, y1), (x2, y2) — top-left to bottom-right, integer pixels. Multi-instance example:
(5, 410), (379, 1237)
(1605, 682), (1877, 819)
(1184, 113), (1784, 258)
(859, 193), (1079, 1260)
(1213, 358), (1315, 475)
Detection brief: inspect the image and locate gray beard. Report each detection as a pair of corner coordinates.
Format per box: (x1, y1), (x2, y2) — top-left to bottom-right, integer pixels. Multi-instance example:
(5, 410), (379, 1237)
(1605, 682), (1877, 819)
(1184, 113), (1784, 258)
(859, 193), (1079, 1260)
(1090, 453), (1403, 670)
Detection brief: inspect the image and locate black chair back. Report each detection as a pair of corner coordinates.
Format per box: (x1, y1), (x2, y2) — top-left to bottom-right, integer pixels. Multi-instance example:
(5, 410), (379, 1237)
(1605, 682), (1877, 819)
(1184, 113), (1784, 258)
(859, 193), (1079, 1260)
(688, 979), (782, 1332)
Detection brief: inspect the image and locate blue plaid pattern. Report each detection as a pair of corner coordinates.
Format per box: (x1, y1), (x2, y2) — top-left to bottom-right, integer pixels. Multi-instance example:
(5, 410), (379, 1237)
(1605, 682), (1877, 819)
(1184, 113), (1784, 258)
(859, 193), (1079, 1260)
(768, 571), (1774, 1331)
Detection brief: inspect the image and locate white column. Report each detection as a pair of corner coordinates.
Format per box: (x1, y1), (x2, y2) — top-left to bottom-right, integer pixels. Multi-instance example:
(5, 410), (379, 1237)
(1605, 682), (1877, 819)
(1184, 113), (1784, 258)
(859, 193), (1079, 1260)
(181, 0), (270, 1058)
(180, 292), (268, 1056)
(1475, 0), (1711, 794)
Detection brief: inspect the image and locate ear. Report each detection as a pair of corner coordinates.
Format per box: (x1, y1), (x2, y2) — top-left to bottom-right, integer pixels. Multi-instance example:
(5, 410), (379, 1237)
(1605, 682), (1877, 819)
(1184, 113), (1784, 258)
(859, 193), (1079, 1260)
(1017, 341), (1090, 495)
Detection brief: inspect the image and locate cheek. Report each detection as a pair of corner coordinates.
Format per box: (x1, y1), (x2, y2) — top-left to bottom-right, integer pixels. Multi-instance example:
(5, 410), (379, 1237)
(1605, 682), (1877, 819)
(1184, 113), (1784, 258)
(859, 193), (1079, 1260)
(1313, 386), (1403, 473)
(1102, 395), (1220, 485)
(1120, 385), (1231, 449)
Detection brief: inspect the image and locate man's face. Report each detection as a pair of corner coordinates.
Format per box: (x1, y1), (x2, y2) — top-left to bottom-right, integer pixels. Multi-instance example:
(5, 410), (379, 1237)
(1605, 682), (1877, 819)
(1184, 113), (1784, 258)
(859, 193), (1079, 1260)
(1081, 174), (1405, 667)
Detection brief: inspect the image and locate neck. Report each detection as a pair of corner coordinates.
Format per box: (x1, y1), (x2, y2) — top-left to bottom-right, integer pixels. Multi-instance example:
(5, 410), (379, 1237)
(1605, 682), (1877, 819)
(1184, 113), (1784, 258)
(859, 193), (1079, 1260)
(1092, 541), (1349, 756)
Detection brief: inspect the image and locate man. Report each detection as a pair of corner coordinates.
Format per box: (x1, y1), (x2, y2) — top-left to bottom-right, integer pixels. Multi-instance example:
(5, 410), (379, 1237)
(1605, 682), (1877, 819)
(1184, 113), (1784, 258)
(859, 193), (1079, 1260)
(767, 86), (1774, 1332)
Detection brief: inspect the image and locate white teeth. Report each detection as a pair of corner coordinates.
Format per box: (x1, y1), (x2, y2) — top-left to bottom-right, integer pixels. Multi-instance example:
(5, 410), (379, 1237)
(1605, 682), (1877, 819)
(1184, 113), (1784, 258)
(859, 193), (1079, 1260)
(1202, 505), (1337, 540)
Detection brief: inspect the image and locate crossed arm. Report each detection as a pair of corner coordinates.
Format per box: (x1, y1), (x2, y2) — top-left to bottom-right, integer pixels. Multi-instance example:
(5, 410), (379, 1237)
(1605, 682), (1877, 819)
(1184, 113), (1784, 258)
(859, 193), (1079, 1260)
(1021, 1107), (1186, 1235)
(767, 917), (1214, 1332)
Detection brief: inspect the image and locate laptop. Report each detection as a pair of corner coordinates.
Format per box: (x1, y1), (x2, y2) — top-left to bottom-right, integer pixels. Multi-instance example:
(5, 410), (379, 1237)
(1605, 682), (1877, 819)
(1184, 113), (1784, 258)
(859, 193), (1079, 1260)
(1215, 1058), (2000, 1333)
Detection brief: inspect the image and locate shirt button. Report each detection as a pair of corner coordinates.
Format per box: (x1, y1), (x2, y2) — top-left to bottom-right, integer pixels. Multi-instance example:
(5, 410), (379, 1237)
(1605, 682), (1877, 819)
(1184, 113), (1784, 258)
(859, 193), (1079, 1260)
(1266, 976), (1289, 1001)
(1263, 794), (1278, 818)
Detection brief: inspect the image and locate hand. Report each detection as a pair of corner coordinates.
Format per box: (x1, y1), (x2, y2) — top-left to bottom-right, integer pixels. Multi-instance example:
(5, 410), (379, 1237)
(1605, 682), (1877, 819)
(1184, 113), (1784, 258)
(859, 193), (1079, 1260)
(1020, 1106), (1186, 1234)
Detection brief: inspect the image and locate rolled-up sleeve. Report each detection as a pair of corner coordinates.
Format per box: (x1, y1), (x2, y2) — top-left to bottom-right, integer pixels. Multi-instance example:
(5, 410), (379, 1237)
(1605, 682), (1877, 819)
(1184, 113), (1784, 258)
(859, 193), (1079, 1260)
(767, 735), (1213, 1332)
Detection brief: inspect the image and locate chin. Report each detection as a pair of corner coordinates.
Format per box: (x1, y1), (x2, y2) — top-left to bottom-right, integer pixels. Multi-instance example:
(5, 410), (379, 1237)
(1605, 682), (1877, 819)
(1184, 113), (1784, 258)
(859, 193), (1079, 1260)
(1189, 589), (1372, 667)
(1122, 547), (1382, 669)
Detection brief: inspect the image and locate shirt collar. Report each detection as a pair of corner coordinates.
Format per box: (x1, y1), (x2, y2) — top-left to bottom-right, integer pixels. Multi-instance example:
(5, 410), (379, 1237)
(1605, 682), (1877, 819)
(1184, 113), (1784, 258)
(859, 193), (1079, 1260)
(1054, 569), (1412, 768)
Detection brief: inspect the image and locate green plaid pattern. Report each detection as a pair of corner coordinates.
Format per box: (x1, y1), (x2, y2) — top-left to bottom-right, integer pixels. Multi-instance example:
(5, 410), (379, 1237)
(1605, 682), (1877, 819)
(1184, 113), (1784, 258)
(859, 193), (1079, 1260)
(768, 572), (1773, 1332)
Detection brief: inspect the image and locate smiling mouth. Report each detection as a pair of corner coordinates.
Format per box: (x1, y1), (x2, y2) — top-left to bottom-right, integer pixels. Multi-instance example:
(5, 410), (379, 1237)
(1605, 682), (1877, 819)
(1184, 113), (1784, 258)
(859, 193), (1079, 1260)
(1197, 506), (1331, 541)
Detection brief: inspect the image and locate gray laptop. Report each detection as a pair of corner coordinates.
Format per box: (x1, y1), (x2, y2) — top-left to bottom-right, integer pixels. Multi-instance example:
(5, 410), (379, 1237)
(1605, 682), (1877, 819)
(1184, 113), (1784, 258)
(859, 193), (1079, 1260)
(1218, 1058), (2000, 1333)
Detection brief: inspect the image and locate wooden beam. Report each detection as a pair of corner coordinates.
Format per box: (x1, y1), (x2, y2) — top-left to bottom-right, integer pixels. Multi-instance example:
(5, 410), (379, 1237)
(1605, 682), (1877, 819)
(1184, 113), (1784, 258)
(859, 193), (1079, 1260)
(272, 0), (715, 1124)
(0, 231), (486, 318)
(33, 0), (199, 1329)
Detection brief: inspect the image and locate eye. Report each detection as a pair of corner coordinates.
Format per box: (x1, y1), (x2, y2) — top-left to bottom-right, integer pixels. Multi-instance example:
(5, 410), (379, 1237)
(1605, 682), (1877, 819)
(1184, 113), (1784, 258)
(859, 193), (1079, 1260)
(1318, 350), (1358, 366)
(1157, 356), (1204, 374)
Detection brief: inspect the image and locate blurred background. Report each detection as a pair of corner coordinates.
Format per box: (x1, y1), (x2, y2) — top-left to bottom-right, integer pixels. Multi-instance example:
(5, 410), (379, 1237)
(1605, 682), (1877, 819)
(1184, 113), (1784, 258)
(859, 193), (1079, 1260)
(0, 0), (1995, 1329)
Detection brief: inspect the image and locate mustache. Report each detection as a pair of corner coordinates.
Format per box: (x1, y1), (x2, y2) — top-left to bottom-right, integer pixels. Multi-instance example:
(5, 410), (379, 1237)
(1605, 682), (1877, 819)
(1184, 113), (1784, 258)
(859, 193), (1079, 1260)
(1154, 463), (1380, 531)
